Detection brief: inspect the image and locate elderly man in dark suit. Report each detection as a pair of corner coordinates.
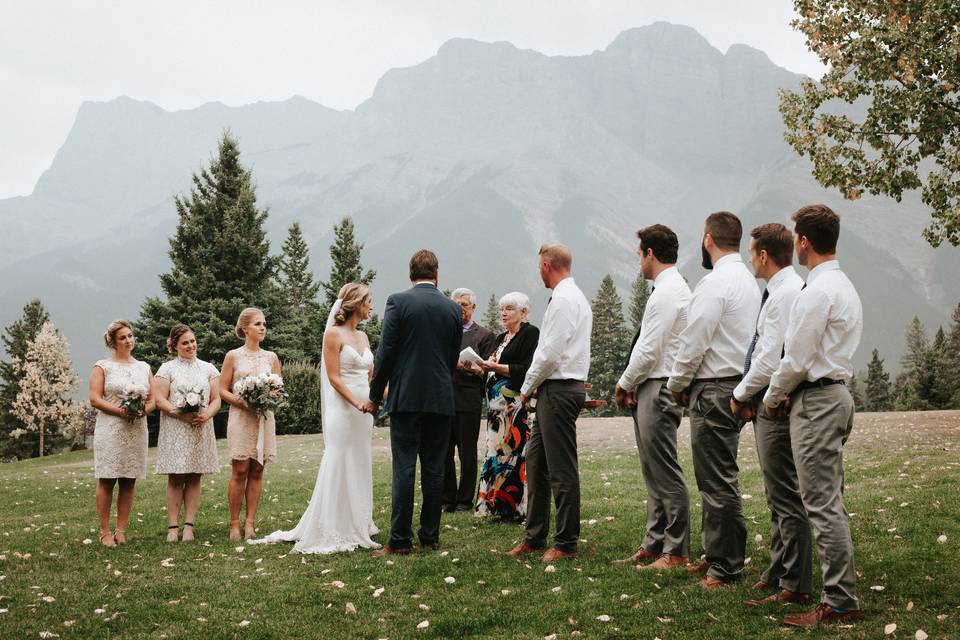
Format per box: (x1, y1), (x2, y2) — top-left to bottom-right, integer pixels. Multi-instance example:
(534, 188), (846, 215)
(442, 287), (495, 513)
(365, 250), (463, 555)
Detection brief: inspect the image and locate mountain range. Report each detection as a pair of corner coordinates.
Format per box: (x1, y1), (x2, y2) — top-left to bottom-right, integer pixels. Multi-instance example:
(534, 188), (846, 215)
(2, 22), (958, 378)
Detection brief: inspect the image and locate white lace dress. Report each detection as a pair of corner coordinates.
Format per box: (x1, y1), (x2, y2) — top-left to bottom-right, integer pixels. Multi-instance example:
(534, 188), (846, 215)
(249, 345), (380, 553)
(93, 359), (151, 479)
(154, 357), (220, 475)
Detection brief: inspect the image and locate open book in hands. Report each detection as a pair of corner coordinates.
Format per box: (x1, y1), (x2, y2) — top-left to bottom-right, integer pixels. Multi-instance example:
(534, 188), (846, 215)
(458, 346), (484, 365)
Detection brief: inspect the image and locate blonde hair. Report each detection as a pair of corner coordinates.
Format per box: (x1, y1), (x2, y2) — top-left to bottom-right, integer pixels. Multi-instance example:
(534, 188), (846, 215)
(335, 283), (371, 325)
(103, 320), (134, 349)
(235, 307), (265, 339)
(538, 243), (572, 270)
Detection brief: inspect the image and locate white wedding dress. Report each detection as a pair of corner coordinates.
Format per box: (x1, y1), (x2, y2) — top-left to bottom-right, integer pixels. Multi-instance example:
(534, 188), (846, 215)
(249, 340), (380, 554)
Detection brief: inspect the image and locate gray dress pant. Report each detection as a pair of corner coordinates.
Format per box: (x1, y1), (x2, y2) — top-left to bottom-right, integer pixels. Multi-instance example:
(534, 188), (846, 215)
(524, 379), (586, 552)
(689, 379), (746, 582)
(754, 411), (813, 594)
(632, 379), (689, 557)
(790, 384), (859, 611)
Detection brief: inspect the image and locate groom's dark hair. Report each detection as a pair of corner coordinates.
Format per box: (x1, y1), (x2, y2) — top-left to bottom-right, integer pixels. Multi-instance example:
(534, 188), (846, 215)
(409, 249), (439, 281)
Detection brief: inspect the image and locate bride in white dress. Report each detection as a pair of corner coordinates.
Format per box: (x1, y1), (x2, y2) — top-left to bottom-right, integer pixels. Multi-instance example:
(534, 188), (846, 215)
(249, 283), (380, 553)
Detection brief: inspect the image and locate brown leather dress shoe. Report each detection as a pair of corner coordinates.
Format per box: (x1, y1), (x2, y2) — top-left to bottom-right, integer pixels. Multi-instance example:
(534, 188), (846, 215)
(371, 546), (413, 557)
(685, 560), (709, 574)
(541, 548), (576, 562)
(783, 603), (864, 628)
(506, 543), (540, 557)
(752, 580), (775, 591)
(636, 554), (688, 571)
(745, 590), (812, 607)
(612, 547), (658, 565)
(698, 576), (729, 589)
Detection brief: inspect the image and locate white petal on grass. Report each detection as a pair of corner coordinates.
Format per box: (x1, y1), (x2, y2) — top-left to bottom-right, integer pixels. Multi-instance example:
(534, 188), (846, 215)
(906, 601), (914, 611)
(937, 534), (947, 544)
(444, 576), (456, 584)
(754, 534), (763, 544)
(915, 631), (928, 640)
(885, 623), (897, 635)
(345, 602), (357, 614)
(419, 604), (430, 611)
(596, 614), (611, 622)
(330, 581), (346, 589)
(417, 620), (430, 630)
(82, 539), (92, 545)
(372, 587), (385, 598)
(238, 620), (251, 628)
(544, 565), (556, 573)
(870, 585), (885, 591)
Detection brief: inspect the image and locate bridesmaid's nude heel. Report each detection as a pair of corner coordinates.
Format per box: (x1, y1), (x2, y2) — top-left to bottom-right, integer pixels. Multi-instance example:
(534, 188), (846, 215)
(99, 531), (117, 548)
(182, 522), (194, 542)
(166, 525), (179, 543)
(244, 520), (255, 540)
(229, 520), (242, 541)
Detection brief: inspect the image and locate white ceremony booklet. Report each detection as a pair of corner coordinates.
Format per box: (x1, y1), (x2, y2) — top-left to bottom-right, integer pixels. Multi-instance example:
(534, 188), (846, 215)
(459, 346), (484, 365)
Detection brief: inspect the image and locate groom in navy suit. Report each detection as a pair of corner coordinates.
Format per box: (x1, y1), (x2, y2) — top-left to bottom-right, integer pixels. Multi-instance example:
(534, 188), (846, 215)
(366, 249), (463, 554)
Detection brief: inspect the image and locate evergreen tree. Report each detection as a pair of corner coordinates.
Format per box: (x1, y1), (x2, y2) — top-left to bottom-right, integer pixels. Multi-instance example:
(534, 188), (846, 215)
(864, 348), (893, 412)
(11, 322), (81, 457)
(273, 222), (324, 363)
(849, 371), (866, 412)
(945, 303), (960, 408)
(896, 317), (936, 410)
(483, 294), (504, 334)
(318, 216), (380, 351)
(628, 271), (651, 334)
(589, 275), (629, 416)
(136, 133), (278, 370)
(0, 299), (50, 459)
(320, 216), (376, 310)
(930, 327), (953, 409)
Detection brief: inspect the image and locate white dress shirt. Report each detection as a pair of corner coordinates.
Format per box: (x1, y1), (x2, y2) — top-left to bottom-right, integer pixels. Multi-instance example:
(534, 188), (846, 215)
(667, 253), (762, 391)
(618, 267), (691, 390)
(520, 277), (592, 395)
(763, 260), (863, 408)
(733, 265), (804, 402)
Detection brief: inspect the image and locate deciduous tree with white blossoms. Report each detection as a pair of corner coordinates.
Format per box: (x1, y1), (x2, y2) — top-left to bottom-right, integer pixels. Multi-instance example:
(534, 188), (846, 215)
(11, 321), (82, 457)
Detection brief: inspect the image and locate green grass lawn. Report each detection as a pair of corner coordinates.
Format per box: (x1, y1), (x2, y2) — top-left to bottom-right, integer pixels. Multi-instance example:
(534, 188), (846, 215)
(1, 411), (959, 639)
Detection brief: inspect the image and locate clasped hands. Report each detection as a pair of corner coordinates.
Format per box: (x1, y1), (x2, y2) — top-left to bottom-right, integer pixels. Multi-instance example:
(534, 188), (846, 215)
(613, 384), (637, 409)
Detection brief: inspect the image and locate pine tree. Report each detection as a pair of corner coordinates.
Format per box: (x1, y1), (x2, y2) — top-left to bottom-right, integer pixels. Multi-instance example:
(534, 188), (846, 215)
(136, 133), (278, 370)
(11, 322), (81, 457)
(318, 216), (380, 351)
(273, 222), (323, 363)
(945, 303), (960, 408)
(864, 348), (893, 412)
(589, 275), (629, 416)
(628, 272), (651, 334)
(849, 371), (866, 412)
(0, 299), (50, 459)
(896, 317), (936, 410)
(930, 327), (952, 409)
(483, 294), (504, 334)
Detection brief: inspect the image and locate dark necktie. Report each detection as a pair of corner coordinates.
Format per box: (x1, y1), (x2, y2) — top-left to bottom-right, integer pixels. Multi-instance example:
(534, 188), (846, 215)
(624, 286), (653, 369)
(743, 288), (770, 375)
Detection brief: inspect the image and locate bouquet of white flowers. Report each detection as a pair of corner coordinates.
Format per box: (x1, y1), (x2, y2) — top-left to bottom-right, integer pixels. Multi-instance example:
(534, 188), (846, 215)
(118, 384), (149, 423)
(233, 372), (287, 417)
(172, 384), (206, 414)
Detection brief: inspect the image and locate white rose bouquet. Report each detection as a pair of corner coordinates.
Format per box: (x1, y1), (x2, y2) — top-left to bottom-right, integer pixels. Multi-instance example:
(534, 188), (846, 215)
(172, 383), (206, 414)
(118, 384), (149, 423)
(233, 372), (287, 417)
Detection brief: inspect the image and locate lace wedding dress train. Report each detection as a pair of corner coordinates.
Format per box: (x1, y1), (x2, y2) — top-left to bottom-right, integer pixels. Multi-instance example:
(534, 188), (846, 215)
(249, 344), (380, 553)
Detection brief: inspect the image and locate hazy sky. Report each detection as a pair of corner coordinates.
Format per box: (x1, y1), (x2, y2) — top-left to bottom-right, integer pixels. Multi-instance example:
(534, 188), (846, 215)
(0, 0), (823, 199)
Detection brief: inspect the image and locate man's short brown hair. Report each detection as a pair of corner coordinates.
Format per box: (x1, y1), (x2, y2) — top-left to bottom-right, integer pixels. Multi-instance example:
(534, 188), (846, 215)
(538, 243), (572, 270)
(750, 223), (793, 268)
(704, 211), (742, 250)
(636, 224), (679, 264)
(792, 204), (840, 254)
(409, 249), (439, 281)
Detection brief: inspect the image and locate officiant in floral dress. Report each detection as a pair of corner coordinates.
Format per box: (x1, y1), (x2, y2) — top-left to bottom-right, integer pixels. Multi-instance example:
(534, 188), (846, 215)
(154, 324), (221, 542)
(476, 292), (539, 519)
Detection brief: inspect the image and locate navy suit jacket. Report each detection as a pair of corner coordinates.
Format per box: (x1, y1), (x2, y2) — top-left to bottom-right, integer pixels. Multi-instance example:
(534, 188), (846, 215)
(369, 283), (463, 416)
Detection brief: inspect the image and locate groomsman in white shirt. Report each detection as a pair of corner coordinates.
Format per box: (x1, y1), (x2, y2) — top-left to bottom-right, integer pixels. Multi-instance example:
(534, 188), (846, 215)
(507, 243), (592, 562)
(763, 205), (864, 628)
(730, 223), (812, 606)
(613, 224), (692, 570)
(667, 211), (761, 588)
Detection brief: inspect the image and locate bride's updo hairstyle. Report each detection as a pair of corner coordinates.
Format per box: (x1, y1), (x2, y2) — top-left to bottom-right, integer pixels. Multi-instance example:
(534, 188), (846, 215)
(334, 283), (370, 325)
(235, 307), (265, 339)
(103, 320), (134, 349)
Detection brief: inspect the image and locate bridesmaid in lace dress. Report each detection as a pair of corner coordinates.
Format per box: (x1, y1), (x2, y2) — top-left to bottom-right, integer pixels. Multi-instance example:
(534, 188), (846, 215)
(220, 308), (282, 540)
(153, 324), (221, 542)
(88, 320), (155, 548)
